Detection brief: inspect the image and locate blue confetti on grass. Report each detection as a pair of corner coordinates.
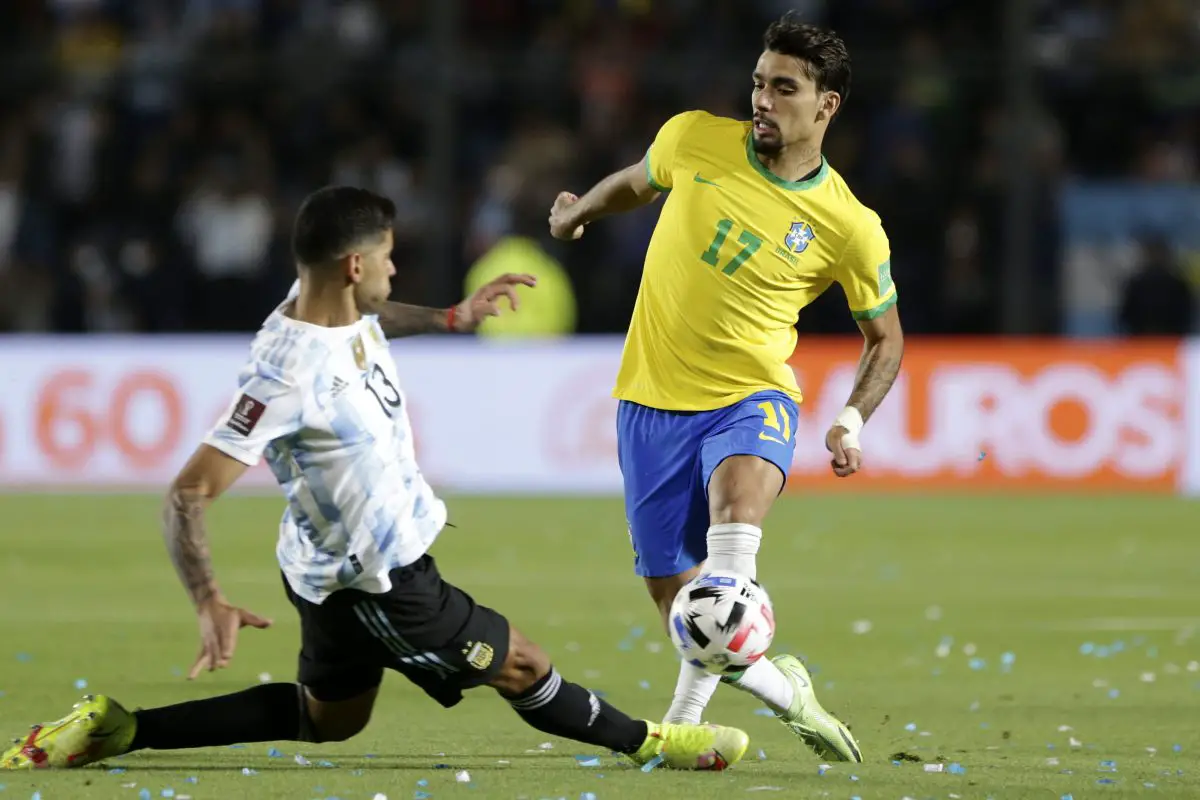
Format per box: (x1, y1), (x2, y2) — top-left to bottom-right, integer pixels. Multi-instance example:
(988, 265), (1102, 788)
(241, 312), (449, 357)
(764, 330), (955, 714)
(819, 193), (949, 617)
(1097, 646), (1110, 658)
(15, 654), (31, 663)
(241, 768), (257, 776)
(581, 793), (598, 800)
(1174, 744), (1183, 753)
(756, 749), (767, 761)
(904, 722), (917, 731)
(108, 768), (126, 775)
(638, 680), (650, 690)
(969, 657), (987, 671)
(753, 708), (775, 717)
(317, 760), (335, 768)
(631, 626), (645, 639)
(416, 779), (428, 787)
(161, 790), (175, 798)
(618, 640), (633, 651)
(139, 791), (151, 800)
(185, 777), (197, 784)
(1062, 795), (1074, 800)
(267, 747), (283, 758)
(31, 793), (40, 800)
(1112, 640), (1126, 653)
(1108, 689), (1120, 699)
(1080, 643), (1095, 655)
(948, 763), (966, 774)
(1145, 782), (1156, 788)
(575, 756), (601, 768)
(415, 792), (431, 800)
(1097, 778), (1116, 784)
(74, 679), (88, 690)
(818, 764), (832, 776)
(640, 754), (664, 772)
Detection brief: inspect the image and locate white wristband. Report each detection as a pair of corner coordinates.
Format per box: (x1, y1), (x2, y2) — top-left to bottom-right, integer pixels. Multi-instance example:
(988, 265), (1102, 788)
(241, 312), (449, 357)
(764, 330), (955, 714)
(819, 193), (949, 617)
(833, 406), (864, 452)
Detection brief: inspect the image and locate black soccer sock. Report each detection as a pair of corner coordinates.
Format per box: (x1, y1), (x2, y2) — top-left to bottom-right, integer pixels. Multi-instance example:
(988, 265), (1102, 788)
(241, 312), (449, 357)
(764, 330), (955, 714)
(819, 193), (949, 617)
(128, 683), (306, 752)
(507, 667), (648, 754)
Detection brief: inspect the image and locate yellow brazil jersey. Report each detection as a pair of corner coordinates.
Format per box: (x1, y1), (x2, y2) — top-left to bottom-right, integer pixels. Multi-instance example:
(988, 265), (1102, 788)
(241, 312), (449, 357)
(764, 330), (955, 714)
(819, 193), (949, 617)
(612, 110), (897, 411)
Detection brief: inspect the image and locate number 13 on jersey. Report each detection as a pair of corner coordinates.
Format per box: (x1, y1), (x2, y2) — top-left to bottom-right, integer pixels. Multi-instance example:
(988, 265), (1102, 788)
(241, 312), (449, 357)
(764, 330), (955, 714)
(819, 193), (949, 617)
(701, 218), (762, 276)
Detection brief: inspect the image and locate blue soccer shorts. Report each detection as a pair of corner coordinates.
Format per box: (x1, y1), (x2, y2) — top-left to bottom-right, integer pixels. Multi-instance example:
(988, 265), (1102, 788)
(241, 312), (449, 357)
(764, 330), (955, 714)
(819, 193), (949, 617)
(616, 389), (799, 578)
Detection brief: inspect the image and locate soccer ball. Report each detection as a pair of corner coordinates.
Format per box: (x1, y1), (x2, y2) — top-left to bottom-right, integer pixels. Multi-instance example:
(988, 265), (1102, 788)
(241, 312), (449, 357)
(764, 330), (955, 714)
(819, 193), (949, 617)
(668, 570), (776, 675)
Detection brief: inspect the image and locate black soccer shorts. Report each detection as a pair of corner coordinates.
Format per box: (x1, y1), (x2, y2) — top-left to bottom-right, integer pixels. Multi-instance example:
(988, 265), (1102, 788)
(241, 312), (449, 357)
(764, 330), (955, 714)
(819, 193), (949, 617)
(283, 554), (511, 707)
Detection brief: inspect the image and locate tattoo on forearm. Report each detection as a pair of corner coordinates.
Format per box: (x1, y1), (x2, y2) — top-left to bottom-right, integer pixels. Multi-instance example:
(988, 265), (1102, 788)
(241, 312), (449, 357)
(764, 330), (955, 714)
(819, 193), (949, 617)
(371, 302), (448, 338)
(847, 341), (904, 422)
(163, 491), (217, 607)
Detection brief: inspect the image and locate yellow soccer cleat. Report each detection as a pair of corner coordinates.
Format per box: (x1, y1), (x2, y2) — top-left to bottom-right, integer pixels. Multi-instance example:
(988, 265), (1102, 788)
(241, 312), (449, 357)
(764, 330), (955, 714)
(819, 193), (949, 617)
(1, 695), (136, 769)
(627, 720), (749, 771)
(770, 654), (863, 763)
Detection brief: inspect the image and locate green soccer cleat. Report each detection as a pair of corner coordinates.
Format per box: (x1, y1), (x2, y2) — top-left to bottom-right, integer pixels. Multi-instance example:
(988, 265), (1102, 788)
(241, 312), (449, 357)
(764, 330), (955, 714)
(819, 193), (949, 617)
(1, 695), (136, 769)
(770, 654), (863, 762)
(626, 720), (749, 771)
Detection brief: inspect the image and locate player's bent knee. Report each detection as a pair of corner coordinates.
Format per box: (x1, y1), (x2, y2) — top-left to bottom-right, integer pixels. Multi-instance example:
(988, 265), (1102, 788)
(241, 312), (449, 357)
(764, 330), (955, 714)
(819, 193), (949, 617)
(708, 456), (783, 526)
(302, 686), (376, 743)
(488, 626), (550, 697)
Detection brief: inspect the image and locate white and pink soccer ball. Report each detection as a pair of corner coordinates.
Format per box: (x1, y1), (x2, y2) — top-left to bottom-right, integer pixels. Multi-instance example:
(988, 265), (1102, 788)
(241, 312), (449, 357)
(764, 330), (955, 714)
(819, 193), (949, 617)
(668, 570), (776, 675)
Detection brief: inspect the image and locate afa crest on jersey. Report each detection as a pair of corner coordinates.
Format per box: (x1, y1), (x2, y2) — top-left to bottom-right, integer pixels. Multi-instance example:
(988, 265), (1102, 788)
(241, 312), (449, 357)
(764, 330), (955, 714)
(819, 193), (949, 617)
(784, 221), (816, 254)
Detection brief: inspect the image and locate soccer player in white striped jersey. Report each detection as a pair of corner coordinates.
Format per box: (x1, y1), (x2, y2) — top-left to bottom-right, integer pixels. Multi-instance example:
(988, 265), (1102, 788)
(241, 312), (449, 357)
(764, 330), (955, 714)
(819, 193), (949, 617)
(2, 186), (751, 773)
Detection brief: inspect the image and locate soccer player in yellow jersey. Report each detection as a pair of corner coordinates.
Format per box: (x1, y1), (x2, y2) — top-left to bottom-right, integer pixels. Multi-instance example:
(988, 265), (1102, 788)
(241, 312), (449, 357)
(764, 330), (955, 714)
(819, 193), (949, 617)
(549, 17), (904, 763)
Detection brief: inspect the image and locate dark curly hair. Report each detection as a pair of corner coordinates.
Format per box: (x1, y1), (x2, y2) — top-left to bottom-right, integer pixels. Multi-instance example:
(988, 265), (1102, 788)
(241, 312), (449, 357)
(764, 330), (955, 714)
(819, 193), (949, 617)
(763, 15), (852, 112)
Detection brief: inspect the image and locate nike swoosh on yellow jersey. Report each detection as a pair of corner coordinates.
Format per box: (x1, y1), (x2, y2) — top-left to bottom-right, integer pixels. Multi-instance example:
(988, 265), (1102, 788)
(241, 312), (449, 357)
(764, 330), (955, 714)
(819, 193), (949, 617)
(693, 173), (721, 187)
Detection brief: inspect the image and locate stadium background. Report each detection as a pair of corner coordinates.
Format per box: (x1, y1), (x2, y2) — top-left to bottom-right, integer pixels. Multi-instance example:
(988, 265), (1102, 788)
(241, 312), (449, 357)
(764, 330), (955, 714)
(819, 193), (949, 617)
(0, 0), (1197, 495)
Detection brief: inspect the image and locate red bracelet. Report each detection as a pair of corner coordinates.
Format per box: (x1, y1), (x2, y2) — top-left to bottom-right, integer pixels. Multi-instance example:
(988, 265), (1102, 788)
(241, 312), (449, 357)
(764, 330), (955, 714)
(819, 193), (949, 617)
(446, 306), (457, 332)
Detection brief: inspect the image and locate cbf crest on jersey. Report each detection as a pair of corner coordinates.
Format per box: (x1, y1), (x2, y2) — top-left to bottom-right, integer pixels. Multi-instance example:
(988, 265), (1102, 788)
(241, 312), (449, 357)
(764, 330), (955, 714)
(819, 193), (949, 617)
(784, 221), (816, 254)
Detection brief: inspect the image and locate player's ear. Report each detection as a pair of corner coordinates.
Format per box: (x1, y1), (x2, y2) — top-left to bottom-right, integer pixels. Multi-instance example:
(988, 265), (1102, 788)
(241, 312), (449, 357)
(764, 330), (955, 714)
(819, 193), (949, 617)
(345, 252), (363, 284)
(818, 91), (841, 123)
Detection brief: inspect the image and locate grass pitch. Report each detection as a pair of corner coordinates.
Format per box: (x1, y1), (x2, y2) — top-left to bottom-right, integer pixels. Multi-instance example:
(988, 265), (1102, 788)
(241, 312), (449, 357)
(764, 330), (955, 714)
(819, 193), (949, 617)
(0, 493), (1198, 799)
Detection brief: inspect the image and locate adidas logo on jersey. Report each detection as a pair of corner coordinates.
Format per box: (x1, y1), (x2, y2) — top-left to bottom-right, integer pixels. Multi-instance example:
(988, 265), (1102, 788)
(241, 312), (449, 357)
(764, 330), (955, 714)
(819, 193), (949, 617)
(330, 377), (349, 397)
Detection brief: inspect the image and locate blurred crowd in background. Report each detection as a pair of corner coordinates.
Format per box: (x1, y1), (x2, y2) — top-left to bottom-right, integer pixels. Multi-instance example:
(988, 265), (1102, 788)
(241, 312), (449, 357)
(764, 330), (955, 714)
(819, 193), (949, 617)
(0, 0), (1196, 337)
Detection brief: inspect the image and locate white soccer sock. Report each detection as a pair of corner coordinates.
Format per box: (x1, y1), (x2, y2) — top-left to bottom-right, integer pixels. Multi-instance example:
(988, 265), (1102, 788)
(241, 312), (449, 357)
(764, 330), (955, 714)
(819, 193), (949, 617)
(728, 658), (796, 714)
(706, 522), (762, 579)
(663, 661), (721, 724)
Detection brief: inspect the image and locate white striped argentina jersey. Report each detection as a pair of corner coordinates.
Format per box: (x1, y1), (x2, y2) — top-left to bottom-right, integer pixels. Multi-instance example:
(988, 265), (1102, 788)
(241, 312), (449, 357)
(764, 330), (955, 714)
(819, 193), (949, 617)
(204, 292), (446, 604)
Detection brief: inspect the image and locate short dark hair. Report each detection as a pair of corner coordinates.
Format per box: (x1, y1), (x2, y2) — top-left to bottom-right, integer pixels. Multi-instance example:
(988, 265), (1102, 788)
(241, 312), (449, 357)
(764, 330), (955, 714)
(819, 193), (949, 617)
(763, 16), (852, 108)
(292, 186), (395, 268)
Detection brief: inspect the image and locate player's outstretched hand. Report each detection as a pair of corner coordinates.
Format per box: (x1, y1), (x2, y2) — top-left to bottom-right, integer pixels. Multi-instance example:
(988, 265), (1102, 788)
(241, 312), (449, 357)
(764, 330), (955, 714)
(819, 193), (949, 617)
(825, 425), (863, 478)
(188, 597), (273, 680)
(549, 192), (585, 240)
(450, 273), (538, 332)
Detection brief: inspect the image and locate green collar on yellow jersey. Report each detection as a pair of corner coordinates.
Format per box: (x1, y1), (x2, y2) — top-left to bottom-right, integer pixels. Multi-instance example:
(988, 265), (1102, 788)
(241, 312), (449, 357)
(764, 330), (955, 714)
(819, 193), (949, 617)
(745, 135), (829, 191)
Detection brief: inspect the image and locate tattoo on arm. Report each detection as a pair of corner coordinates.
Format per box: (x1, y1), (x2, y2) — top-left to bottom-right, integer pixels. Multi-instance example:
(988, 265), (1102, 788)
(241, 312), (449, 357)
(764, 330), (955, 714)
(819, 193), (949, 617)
(847, 339), (904, 422)
(163, 489), (218, 607)
(371, 302), (449, 338)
